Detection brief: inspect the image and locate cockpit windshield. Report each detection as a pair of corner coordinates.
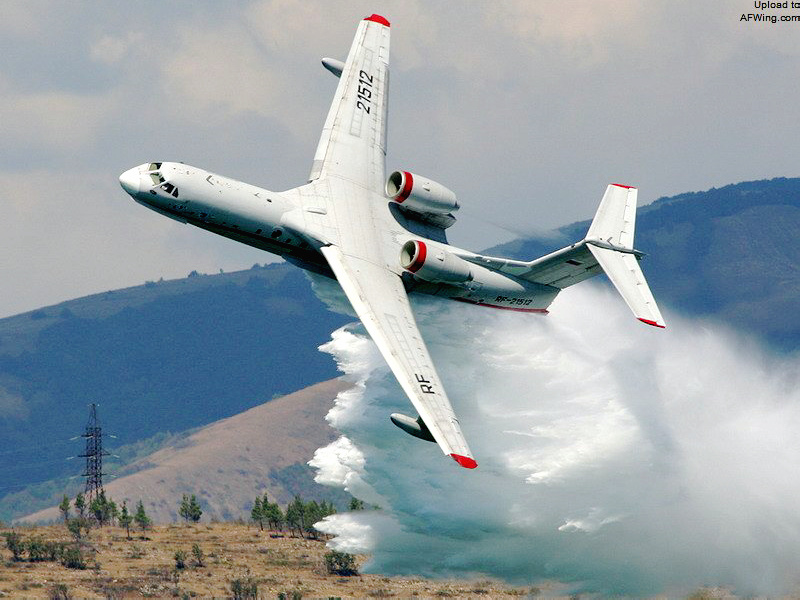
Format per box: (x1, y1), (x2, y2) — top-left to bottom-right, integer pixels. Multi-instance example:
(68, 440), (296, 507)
(146, 163), (179, 198)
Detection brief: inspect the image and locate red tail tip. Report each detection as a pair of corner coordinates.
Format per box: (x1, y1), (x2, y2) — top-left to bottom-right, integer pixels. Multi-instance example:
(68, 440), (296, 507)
(364, 14), (390, 27)
(611, 183), (637, 189)
(451, 454), (478, 469)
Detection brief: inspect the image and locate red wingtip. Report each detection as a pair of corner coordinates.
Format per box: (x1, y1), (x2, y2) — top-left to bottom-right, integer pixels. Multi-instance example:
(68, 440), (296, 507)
(611, 183), (637, 189)
(451, 454), (478, 469)
(639, 318), (666, 329)
(364, 14), (390, 27)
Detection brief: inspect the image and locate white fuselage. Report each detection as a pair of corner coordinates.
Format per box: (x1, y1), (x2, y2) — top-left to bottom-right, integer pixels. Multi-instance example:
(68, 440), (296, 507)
(120, 161), (558, 312)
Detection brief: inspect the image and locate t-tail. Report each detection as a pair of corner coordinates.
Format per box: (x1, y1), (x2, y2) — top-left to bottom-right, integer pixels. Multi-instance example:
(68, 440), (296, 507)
(583, 184), (665, 328)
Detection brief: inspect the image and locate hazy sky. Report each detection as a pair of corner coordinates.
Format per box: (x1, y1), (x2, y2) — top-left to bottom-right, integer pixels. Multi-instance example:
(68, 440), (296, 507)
(2, 0), (798, 318)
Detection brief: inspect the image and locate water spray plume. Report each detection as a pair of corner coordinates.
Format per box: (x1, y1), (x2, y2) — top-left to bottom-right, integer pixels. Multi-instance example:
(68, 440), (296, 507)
(310, 284), (800, 596)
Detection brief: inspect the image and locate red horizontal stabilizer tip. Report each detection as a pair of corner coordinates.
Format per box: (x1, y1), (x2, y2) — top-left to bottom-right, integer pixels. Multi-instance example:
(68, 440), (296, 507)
(611, 183), (636, 189)
(639, 318), (666, 329)
(451, 454), (478, 469)
(364, 14), (390, 27)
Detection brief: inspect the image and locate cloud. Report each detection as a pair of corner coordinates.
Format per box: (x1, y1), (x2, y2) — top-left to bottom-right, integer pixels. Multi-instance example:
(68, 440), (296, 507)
(0, 169), (264, 317)
(89, 32), (144, 65)
(2, 1), (800, 317)
(311, 285), (800, 596)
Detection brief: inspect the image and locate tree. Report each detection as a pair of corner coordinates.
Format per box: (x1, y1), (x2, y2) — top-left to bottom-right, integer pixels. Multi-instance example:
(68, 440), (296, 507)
(179, 494), (203, 523)
(179, 494), (191, 522)
(134, 500), (151, 533)
(303, 500), (321, 538)
(324, 550), (358, 576)
(230, 575), (258, 600)
(3, 531), (23, 561)
(285, 495), (305, 537)
(304, 500), (336, 539)
(187, 494), (202, 522)
(118, 501), (133, 539)
(89, 490), (117, 526)
(349, 497), (366, 511)
(60, 544), (86, 569)
(251, 496), (265, 530)
(74, 493), (86, 519)
(174, 549), (187, 570)
(109, 498), (119, 524)
(58, 495), (71, 523)
(66, 517), (88, 541)
(263, 499), (284, 532)
(191, 543), (205, 567)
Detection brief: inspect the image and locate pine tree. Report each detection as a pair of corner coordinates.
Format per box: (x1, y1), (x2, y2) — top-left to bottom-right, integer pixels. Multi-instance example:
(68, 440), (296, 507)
(179, 494), (203, 523)
(134, 500), (151, 533)
(304, 500), (321, 538)
(90, 490), (117, 526)
(179, 494), (190, 522)
(58, 495), (71, 523)
(264, 499), (284, 532)
(187, 494), (202, 522)
(118, 501), (132, 540)
(74, 492), (86, 519)
(285, 495), (304, 537)
(251, 496), (264, 530)
(349, 497), (366, 511)
(108, 498), (119, 525)
(191, 543), (205, 567)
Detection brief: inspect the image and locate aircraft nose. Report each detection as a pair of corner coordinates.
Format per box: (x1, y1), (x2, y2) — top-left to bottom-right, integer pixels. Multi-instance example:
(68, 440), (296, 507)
(119, 167), (140, 195)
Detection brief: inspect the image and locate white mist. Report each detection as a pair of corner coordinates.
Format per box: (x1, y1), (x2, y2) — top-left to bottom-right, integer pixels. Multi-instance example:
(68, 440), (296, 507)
(310, 284), (800, 596)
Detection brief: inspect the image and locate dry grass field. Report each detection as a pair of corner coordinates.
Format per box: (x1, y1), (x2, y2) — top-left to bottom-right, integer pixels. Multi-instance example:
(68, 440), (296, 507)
(0, 522), (537, 599)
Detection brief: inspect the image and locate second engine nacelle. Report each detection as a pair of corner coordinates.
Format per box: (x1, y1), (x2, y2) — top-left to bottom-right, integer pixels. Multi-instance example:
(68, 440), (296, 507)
(400, 240), (472, 283)
(386, 171), (459, 215)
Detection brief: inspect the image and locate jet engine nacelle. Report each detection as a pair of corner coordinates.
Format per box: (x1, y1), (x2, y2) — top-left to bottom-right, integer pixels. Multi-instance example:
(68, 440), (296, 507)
(386, 171), (459, 215)
(400, 240), (472, 283)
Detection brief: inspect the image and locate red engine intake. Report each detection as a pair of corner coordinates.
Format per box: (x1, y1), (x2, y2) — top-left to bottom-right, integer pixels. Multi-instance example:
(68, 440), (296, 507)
(386, 171), (459, 215)
(400, 240), (472, 283)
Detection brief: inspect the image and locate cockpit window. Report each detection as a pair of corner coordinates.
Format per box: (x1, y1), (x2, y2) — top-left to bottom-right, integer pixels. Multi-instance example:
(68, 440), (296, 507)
(161, 182), (179, 198)
(150, 172), (165, 185)
(148, 162), (162, 171)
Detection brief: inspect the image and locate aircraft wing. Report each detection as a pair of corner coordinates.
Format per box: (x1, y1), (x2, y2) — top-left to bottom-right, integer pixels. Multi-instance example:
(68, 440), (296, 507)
(309, 14), (390, 192)
(320, 245), (477, 469)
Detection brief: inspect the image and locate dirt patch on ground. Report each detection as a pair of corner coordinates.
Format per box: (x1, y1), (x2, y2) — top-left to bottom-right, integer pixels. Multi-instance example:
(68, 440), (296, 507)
(0, 522), (539, 598)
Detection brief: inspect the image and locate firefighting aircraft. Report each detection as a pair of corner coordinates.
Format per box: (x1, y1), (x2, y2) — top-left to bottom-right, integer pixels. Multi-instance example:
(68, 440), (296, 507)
(119, 14), (665, 469)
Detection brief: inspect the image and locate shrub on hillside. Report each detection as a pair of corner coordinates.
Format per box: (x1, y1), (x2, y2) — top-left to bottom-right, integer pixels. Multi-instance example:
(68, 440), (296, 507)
(60, 544), (86, 570)
(231, 575), (258, 599)
(324, 549), (358, 576)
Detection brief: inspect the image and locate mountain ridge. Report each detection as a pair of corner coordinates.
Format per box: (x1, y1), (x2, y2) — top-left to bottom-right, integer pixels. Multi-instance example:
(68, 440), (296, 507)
(3, 176), (799, 521)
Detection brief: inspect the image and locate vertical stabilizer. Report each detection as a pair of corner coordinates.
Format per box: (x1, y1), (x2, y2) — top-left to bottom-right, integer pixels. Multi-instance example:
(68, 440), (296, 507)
(586, 184), (637, 249)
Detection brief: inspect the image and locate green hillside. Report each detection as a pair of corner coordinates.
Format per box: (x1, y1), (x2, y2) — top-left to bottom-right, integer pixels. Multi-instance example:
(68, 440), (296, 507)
(0, 263), (349, 512)
(1, 176), (798, 520)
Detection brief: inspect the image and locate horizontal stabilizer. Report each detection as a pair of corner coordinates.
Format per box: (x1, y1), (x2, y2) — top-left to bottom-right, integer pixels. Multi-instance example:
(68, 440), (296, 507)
(587, 244), (665, 328)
